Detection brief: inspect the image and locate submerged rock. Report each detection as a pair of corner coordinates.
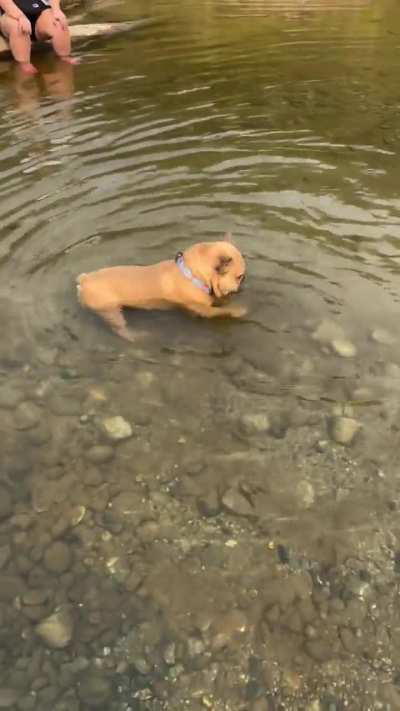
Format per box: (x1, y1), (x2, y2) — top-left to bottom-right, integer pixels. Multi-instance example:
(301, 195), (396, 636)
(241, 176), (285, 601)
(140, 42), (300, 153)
(0, 384), (23, 409)
(330, 416), (361, 446)
(296, 480), (315, 509)
(371, 328), (396, 346)
(0, 488), (12, 520)
(86, 445), (114, 464)
(312, 319), (345, 344)
(331, 339), (357, 358)
(222, 488), (254, 517)
(239, 412), (270, 435)
(0, 688), (19, 708)
(43, 541), (72, 574)
(101, 416), (132, 441)
(78, 674), (112, 708)
(14, 402), (41, 430)
(36, 607), (73, 648)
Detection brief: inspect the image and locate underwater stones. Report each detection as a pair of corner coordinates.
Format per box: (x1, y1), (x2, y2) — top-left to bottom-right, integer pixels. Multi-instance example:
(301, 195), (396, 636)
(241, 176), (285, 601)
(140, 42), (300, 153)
(222, 488), (254, 517)
(210, 609), (249, 651)
(0, 384), (23, 409)
(14, 402), (41, 430)
(0, 575), (25, 601)
(329, 417), (361, 446)
(312, 320), (356, 358)
(331, 339), (357, 359)
(100, 416), (132, 441)
(36, 607), (74, 649)
(296, 480), (315, 509)
(43, 542), (72, 575)
(197, 489), (220, 518)
(0, 487), (12, 520)
(312, 319), (344, 344)
(239, 412), (270, 435)
(0, 688), (19, 708)
(371, 328), (396, 346)
(78, 673), (112, 708)
(22, 589), (49, 607)
(0, 546), (11, 570)
(49, 394), (82, 417)
(86, 445), (114, 464)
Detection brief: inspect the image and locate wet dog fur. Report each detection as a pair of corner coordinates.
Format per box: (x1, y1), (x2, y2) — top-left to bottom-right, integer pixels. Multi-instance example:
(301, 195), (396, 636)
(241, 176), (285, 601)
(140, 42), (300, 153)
(76, 235), (246, 342)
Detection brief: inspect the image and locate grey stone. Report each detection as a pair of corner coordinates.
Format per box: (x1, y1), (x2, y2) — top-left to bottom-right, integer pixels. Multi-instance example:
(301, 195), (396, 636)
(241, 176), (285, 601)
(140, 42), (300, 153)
(86, 446), (114, 464)
(0, 487), (12, 520)
(163, 642), (176, 665)
(296, 480), (315, 509)
(49, 394), (81, 417)
(330, 417), (361, 445)
(339, 626), (358, 653)
(131, 656), (151, 675)
(43, 542), (72, 574)
(0, 385), (23, 409)
(36, 607), (73, 648)
(371, 328), (396, 346)
(27, 423), (52, 447)
(312, 319), (345, 344)
(0, 688), (19, 707)
(14, 402), (41, 430)
(251, 699), (270, 711)
(239, 412), (270, 435)
(78, 674), (112, 708)
(222, 488), (254, 517)
(37, 347), (59, 366)
(197, 489), (220, 517)
(211, 610), (249, 651)
(0, 546), (10, 570)
(331, 339), (357, 358)
(0, 575), (25, 601)
(305, 639), (334, 662)
(100, 416), (132, 441)
(111, 491), (146, 517)
(187, 636), (205, 657)
(22, 589), (49, 606)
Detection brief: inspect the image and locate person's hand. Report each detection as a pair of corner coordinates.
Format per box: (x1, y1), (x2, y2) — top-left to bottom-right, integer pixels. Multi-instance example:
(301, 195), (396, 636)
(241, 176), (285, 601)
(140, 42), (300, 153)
(51, 7), (67, 30)
(17, 14), (32, 35)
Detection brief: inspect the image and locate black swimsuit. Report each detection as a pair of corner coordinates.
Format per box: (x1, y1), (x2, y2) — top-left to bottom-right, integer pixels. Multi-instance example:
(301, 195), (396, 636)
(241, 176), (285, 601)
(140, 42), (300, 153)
(0, 0), (50, 38)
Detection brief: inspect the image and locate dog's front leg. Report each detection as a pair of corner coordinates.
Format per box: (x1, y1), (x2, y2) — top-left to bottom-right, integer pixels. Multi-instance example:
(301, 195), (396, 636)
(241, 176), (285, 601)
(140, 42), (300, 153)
(186, 302), (247, 319)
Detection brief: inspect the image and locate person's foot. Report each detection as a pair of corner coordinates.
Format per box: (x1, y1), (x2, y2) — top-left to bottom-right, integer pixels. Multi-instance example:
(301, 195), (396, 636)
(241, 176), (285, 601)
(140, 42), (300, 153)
(59, 55), (81, 65)
(18, 62), (38, 76)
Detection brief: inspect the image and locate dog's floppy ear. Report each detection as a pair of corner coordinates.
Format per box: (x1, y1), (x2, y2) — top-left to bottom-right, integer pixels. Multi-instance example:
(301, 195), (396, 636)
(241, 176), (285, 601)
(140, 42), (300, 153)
(215, 254), (233, 274)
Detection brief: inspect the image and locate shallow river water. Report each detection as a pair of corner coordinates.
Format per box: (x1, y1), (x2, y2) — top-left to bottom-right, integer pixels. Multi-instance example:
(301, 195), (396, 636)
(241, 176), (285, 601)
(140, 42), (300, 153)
(1, 0), (400, 708)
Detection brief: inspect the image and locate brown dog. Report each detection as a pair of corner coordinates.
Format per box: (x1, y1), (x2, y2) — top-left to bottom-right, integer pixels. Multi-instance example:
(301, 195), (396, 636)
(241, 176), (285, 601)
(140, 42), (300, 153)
(76, 236), (246, 342)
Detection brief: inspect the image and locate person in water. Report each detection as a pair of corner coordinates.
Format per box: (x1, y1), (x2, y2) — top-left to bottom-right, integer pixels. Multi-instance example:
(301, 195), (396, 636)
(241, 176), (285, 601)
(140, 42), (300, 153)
(0, 0), (79, 75)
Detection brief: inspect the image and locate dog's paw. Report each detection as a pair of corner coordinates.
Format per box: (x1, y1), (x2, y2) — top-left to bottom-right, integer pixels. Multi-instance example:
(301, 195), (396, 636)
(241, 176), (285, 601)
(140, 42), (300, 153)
(229, 305), (247, 318)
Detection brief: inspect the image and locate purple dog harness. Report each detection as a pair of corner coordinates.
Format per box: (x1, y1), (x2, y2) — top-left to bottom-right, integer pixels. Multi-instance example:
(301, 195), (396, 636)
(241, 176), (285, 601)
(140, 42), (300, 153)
(175, 252), (211, 295)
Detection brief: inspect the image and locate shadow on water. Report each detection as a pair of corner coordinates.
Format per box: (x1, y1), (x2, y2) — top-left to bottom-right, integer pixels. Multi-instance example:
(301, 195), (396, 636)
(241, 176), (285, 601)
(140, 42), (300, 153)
(1, 0), (400, 708)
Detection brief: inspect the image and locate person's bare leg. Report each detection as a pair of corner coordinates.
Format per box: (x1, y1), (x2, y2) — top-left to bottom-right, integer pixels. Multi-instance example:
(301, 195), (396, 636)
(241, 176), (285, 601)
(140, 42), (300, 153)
(35, 10), (79, 64)
(0, 15), (37, 74)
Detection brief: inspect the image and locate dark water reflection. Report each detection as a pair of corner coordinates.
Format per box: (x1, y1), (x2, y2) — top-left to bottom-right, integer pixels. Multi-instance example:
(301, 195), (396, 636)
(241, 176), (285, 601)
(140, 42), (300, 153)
(1, 0), (400, 708)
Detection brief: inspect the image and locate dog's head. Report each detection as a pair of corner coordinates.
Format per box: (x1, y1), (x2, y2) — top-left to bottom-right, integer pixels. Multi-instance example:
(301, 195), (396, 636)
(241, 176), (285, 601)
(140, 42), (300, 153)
(207, 236), (246, 299)
(183, 235), (246, 299)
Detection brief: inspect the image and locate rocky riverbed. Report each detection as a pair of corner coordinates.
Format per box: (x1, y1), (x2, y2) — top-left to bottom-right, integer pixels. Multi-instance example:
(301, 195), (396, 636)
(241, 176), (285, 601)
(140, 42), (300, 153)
(0, 308), (400, 711)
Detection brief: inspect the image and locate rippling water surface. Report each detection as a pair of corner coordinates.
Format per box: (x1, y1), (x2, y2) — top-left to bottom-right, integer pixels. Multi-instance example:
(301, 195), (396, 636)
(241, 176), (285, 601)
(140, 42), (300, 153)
(1, 0), (400, 708)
